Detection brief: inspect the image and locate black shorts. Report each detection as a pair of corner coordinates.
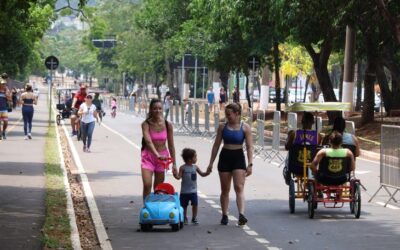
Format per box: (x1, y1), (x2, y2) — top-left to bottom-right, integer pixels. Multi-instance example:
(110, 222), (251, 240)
(180, 193), (198, 207)
(218, 148), (246, 172)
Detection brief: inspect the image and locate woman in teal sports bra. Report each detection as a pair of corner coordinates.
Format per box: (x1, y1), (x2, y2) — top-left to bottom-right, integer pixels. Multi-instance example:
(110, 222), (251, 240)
(207, 103), (253, 226)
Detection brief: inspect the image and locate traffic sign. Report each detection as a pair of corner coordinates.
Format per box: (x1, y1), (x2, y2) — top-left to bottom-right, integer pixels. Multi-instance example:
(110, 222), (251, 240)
(45, 56), (59, 70)
(248, 56), (260, 69)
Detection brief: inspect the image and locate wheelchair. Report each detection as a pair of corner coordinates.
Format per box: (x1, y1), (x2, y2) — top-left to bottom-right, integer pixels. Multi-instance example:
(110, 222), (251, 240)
(56, 103), (72, 125)
(307, 155), (361, 219)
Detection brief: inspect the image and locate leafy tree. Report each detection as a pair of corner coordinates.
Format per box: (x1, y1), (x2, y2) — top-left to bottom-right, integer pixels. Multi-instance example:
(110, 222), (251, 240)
(0, 0), (56, 79)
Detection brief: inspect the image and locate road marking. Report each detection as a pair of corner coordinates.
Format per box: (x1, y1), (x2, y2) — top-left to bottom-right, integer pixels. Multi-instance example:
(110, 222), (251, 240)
(211, 204), (221, 209)
(376, 201), (400, 210)
(256, 238), (270, 244)
(101, 122), (140, 150)
(198, 193), (207, 198)
(205, 199), (215, 204)
(228, 215), (238, 221)
(61, 122), (113, 250)
(355, 170), (371, 175)
(245, 230), (259, 236)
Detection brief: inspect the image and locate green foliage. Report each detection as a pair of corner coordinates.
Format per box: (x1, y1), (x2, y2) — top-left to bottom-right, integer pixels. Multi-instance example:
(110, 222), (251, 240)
(0, 0), (56, 79)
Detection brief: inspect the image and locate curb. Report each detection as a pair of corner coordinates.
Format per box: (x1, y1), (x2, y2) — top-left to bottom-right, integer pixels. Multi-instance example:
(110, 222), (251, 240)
(360, 149), (380, 161)
(55, 121), (82, 250)
(61, 122), (113, 250)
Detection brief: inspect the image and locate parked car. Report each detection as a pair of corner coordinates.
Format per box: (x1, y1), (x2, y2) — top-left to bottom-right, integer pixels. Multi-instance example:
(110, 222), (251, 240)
(269, 88), (285, 103)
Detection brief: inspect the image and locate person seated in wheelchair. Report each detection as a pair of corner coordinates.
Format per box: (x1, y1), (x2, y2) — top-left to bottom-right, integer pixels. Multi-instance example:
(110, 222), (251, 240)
(283, 112), (321, 184)
(321, 116), (360, 157)
(311, 131), (355, 186)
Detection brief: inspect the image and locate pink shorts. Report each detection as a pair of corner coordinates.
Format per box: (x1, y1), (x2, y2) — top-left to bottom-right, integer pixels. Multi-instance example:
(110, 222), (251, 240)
(141, 149), (170, 173)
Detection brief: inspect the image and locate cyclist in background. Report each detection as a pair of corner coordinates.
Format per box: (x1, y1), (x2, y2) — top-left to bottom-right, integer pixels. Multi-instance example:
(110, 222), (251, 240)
(93, 92), (105, 121)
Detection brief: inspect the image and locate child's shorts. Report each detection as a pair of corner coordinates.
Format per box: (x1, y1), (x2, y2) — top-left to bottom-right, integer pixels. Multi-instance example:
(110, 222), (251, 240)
(141, 148), (170, 173)
(180, 193), (198, 207)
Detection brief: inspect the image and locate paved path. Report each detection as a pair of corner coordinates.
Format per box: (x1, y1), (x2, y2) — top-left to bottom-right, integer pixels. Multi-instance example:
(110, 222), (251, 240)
(63, 107), (400, 250)
(0, 87), (48, 249)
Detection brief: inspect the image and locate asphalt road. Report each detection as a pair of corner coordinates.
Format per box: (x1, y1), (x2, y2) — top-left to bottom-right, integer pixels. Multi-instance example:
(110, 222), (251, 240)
(63, 107), (400, 250)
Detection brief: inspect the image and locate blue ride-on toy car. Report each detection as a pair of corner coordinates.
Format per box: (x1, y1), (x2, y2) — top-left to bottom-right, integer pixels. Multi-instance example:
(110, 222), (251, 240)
(140, 182), (184, 232)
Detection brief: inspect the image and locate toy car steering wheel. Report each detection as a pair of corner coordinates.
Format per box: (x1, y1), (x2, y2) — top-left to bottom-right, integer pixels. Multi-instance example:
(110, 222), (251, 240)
(158, 157), (174, 170)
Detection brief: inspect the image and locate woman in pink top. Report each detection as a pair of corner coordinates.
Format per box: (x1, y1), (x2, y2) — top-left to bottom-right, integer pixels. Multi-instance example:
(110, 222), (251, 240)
(141, 99), (177, 200)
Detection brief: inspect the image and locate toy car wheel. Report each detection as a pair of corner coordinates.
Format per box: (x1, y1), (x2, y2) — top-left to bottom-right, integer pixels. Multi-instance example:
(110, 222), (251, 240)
(354, 183), (361, 219)
(171, 223), (179, 232)
(140, 224), (152, 232)
(307, 182), (315, 219)
(289, 179), (295, 214)
(56, 115), (61, 125)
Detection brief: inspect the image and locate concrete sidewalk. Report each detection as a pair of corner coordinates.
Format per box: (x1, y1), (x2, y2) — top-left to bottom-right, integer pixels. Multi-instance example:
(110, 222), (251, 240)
(0, 89), (48, 249)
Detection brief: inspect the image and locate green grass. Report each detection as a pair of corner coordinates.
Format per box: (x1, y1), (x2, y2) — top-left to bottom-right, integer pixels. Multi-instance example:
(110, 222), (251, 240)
(41, 125), (73, 249)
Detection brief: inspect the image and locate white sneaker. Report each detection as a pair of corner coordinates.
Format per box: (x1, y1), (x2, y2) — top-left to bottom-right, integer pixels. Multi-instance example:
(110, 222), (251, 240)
(24, 136), (28, 140)
(28, 133), (32, 139)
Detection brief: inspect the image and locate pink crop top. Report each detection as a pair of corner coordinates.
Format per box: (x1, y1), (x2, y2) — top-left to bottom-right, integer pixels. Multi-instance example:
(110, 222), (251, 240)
(149, 127), (167, 142)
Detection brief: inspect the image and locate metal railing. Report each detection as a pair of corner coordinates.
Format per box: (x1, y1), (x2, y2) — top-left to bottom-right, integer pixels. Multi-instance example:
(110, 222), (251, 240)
(369, 125), (400, 206)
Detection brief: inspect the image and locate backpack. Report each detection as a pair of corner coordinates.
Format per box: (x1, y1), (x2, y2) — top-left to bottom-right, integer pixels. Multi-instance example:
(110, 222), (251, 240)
(141, 119), (169, 151)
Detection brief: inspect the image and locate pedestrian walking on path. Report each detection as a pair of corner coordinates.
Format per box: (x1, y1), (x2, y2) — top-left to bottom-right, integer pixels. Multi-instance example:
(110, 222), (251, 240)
(207, 103), (253, 226)
(141, 98), (177, 200)
(20, 84), (37, 140)
(0, 78), (11, 140)
(78, 94), (99, 152)
(207, 86), (215, 113)
(174, 148), (210, 225)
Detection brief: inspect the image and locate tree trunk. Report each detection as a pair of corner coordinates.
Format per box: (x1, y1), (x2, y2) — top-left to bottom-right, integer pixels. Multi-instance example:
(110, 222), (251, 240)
(305, 41), (338, 123)
(233, 71), (240, 103)
(219, 71), (229, 92)
(245, 74), (251, 108)
(374, 0), (400, 45)
(361, 52), (377, 124)
(339, 64), (344, 102)
(355, 63), (364, 111)
(375, 62), (392, 113)
(305, 43), (337, 103)
(303, 75), (310, 102)
(273, 40), (281, 111)
(382, 57), (400, 110)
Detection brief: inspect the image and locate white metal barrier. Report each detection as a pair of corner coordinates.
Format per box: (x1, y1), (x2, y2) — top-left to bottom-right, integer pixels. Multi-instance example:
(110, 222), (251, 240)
(369, 125), (400, 206)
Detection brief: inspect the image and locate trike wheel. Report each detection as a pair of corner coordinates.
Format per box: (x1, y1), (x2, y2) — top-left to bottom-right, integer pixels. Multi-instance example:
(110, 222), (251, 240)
(350, 183), (355, 214)
(171, 223), (179, 232)
(307, 182), (315, 219)
(289, 179), (295, 214)
(180, 221), (184, 229)
(140, 224), (152, 232)
(354, 183), (361, 219)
